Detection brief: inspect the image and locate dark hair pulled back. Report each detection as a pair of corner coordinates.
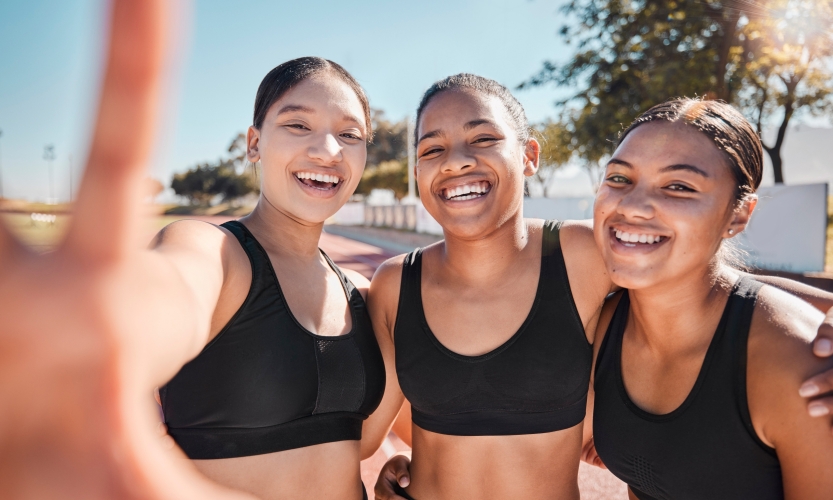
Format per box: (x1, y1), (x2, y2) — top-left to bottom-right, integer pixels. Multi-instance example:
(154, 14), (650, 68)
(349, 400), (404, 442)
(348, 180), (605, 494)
(619, 98), (763, 200)
(252, 57), (372, 140)
(415, 73), (531, 146)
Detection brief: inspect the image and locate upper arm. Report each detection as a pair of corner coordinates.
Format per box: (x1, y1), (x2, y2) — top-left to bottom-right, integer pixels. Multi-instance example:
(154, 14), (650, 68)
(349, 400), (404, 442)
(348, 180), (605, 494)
(584, 292), (623, 448)
(559, 219), (616, 343)
(360, 255), (408, 459)
(150, 219), (231, 349)
(748, 286), (833, 499)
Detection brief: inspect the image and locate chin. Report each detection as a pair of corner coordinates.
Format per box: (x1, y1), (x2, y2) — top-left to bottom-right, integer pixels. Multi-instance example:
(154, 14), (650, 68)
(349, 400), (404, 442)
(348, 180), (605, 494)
(607, 265), (664, 291)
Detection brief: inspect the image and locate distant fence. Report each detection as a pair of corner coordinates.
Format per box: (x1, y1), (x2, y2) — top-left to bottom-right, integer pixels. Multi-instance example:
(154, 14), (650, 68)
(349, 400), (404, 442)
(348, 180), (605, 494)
(330, 184), (829, 273)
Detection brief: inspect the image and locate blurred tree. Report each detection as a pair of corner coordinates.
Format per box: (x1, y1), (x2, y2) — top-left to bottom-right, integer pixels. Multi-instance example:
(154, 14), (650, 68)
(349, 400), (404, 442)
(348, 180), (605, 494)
(520, 0), (833, 185)
(171, 135), (258, 205)
(528, 120), (576, 196)
(355, 160), (409, 199)
(736, 0), (833, 183)
(356, 110), (410, 197)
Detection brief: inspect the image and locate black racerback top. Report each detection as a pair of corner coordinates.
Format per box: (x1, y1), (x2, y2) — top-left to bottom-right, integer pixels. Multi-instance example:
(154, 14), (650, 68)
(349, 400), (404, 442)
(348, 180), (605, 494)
(160, 221), (386, 459)
(395, 220), (593, 436)
(593, 277), (783, 500)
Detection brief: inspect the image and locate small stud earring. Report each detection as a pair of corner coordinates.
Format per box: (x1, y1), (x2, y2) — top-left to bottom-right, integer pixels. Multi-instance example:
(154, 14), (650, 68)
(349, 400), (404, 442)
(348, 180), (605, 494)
(728, 229), (735, 235)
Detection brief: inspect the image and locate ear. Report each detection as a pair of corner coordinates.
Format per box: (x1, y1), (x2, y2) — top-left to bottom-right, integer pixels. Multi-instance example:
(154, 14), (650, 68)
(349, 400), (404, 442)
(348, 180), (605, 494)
(724, 194), (757, 238)
(523, 137), (540, 177)
(246, 126), (261, 163)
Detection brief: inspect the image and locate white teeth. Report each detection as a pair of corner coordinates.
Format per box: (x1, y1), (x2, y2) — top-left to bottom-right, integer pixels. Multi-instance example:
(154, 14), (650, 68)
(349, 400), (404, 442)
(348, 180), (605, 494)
(295, 172), (340, 184)
(444, 181), (490, 200)
(614, 229), (664, 245)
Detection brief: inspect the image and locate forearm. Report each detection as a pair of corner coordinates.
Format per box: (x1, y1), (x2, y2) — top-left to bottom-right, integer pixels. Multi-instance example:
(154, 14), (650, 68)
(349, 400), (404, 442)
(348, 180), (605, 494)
(746, 273), (833, 312)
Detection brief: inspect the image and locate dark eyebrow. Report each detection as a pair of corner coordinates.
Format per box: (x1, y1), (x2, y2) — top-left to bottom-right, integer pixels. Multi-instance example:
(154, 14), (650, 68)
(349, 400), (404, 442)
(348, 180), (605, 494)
(660, 164), (710, 178)
(607, 158), (710, 178)
(417, 129), (445, 144)
(607, 158), (632, 168)
(463, 119), (497, 131)
(276, 104), (315, 116)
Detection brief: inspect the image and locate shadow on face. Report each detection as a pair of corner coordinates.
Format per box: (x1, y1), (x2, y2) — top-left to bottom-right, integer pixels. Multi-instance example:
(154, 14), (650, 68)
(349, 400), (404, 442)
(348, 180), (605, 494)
(592, 120), (756, 290)
(415, 89), (538, 240)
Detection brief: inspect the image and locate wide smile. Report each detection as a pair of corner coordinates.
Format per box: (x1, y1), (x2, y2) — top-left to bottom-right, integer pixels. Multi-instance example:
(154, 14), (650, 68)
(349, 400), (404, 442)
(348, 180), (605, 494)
(439, 180), (492, 202)
(293, 171), (343, 196)
(609, 227), (669, 253)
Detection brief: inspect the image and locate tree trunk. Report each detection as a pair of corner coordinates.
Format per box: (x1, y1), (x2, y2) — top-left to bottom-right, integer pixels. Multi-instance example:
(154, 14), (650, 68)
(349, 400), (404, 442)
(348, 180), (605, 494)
(762, 99), (794, 184)
(715, 9), (741, 102)
(764, 145), (784, 184)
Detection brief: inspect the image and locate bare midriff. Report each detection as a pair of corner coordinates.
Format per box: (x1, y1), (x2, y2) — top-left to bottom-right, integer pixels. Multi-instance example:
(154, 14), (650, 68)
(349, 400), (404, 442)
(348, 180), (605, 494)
(191, 440), (363, 500)
(405, 423), (583, 500)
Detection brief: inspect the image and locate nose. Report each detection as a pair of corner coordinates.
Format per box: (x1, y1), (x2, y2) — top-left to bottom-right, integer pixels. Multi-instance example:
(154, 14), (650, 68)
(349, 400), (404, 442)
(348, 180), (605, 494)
(616, 183), (656, 221)
(308, 133), (343, 165)
(441, 143), (476, 173)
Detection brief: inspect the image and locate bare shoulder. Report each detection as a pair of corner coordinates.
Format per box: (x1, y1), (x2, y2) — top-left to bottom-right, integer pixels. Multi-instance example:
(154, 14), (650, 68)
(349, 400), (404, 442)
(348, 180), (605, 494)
(369, 254), (408, 298)
(152, 219), (231, 255)
(750, 285), (825, 369)
(748, 285), (831, 444)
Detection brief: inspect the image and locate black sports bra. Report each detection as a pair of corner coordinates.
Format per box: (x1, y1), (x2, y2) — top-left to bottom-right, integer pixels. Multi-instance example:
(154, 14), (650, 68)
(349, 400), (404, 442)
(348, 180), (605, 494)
(160, 221), (386, 459)
(394, 220), (592, 436)
(593, 277), (783, 499)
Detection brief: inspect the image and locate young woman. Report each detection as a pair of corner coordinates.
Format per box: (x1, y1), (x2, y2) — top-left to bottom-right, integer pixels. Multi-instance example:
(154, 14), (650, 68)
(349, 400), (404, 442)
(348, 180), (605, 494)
(152, 56), (406, 500)
(588, 99), (833, 499)
(370, 78), (833, 500)
(366, 73), (627, 499)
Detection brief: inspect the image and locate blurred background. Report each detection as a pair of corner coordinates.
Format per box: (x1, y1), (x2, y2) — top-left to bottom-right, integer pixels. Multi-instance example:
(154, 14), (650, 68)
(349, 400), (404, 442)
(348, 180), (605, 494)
(1, 1), (831, 497)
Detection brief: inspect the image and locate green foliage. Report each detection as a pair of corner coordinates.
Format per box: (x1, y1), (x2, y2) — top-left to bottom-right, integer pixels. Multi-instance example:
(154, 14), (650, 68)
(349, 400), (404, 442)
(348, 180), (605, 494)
(357, 110), (410, 197)
(736, 0), (833, 182)
(355, 160), (410, 199)
(521, 0), (833, 185)
(171, 134), (258, 205)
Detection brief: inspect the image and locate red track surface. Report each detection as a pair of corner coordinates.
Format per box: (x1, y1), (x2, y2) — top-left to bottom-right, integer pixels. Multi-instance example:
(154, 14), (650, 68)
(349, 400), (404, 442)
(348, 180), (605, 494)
(318, 231), (628, 499)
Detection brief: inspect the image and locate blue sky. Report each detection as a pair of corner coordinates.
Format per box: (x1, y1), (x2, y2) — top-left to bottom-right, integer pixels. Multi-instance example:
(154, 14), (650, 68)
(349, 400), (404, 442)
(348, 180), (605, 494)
(0, 0), (576, 201)
(1, 0), (829, 202)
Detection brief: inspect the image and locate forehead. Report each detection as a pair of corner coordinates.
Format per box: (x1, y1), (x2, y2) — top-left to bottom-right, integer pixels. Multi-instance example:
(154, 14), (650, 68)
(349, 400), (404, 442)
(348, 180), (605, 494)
(418, 89), (513, 134)
(267, 75), (366, 125)
(614, 121), (730, 175)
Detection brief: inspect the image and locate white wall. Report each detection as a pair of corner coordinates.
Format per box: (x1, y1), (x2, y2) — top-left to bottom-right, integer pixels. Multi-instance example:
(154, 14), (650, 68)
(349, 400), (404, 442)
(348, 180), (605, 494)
(736, 183), (828, 273)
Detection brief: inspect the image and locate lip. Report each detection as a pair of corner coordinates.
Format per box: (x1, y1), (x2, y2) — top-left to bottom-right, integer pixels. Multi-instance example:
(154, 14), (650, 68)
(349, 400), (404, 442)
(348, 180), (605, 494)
(292, 171), (344, 199)
(608, 226), (670, 255)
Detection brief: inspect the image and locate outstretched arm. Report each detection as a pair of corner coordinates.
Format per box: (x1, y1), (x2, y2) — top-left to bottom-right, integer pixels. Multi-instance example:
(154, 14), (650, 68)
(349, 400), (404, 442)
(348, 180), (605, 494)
(0, 1), (249, 497)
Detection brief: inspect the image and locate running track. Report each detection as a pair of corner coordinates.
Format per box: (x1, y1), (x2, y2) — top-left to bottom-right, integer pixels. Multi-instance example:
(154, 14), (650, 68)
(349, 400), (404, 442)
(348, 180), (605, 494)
(318, 231), (628, 499)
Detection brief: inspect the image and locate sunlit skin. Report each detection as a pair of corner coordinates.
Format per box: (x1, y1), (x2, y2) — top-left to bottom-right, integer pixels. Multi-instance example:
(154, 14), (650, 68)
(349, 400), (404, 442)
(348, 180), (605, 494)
(153, 75), (406, 500)
(369, 88), (617, 500)
(374, 101), (833, 500)
(588, 120), (833, 500)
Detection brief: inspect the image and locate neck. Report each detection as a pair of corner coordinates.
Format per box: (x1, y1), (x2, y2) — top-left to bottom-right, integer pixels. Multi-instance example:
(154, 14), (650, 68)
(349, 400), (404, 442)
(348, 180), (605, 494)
(626, 264), (735, 354)
(438, 210), (531, 284)
(240, 194), (324, 262)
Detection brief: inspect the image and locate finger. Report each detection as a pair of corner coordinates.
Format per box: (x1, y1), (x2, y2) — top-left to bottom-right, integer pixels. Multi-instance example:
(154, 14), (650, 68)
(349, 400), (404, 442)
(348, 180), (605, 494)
(0, 221), (24, 265)
(807, 396), (833, 419)
(799, 369), (833, 399)
(813, 313), (833, 357)
(65, 0), (169, 260)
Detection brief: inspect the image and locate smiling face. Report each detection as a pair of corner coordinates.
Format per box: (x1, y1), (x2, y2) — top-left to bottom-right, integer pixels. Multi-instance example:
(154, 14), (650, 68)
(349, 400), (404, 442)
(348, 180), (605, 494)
(246, 75), (368, 224)
(415, 89), (538, 239)
(593, 120), (756, 290)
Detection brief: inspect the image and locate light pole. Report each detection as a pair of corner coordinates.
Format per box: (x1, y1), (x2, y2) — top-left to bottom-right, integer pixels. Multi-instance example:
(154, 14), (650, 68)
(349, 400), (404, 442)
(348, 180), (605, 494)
(44, 144), (55, 204)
